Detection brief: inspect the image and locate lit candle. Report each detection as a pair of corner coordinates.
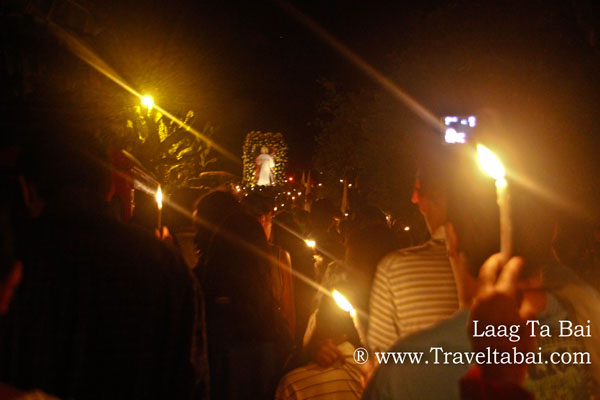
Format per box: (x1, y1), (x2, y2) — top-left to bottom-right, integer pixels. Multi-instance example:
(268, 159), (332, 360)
(332, 289), (365, 345)
(477, 144), (511, 264)
(155, 186), (163, 230)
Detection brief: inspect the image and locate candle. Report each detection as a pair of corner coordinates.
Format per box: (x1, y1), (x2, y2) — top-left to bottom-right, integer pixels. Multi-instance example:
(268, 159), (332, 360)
(332, 289), (365, 345)
(304, 239), (317, 255)
(477, 144), (511, 264)
(155, 186), (163, 231)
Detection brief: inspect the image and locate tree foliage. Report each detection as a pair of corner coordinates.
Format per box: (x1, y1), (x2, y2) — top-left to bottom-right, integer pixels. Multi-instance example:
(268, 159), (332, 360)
(114, 105), (217, 192)
(313, 79), (420, 217)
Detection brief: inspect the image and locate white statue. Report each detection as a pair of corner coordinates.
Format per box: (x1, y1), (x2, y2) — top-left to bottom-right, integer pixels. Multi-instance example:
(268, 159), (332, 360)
(255, 146), (275, 186)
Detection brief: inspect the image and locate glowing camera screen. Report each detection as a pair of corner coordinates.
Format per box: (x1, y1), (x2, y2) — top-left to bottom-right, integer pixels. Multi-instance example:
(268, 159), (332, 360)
(441, 116), (476, 144)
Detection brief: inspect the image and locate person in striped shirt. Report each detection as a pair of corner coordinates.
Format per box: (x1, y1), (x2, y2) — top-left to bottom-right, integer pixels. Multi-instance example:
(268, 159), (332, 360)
(367, 153), (459, 352)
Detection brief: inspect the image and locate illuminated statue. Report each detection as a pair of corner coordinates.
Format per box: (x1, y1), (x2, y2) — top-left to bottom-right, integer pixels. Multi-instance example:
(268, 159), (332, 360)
(255, 146), (275, 186)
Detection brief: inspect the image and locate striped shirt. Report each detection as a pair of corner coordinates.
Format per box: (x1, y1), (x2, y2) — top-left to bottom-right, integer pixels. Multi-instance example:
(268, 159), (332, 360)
(275, 342), (363, 400)
(367, 227), (458, 352)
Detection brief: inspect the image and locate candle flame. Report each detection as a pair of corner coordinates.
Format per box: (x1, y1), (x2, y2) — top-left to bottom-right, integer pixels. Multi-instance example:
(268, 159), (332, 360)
(477, 144), (505, 181)
(332, 289), (355, 314)
(155, 186), (163, 209)
(304, 239), (316, 248)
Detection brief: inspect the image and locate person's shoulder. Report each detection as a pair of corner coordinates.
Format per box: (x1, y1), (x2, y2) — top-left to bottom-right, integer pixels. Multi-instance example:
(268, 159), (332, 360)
(389, 310), (469, 351)
(364, 311), (470, 400)
(101, 220), (192, 284)
(377, 241), (449, 273)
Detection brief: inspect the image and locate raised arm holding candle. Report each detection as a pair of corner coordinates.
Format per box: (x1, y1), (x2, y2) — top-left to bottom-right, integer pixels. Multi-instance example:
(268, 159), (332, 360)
(477, 144), (511, 265)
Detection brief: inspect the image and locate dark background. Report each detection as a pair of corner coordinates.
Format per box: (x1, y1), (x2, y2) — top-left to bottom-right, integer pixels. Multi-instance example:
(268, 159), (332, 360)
(2, 0), (600, 217)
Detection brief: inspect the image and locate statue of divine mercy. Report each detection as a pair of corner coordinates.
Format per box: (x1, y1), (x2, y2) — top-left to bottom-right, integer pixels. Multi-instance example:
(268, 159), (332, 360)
(255, 146), (275, 186)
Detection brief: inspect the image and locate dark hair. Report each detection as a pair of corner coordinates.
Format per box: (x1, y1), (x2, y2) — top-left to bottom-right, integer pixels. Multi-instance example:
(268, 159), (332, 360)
(414, 143), (452, 203)
(204, 213), (280, 340)
(193, 190), (241, 254)
(19, 116), (111, 201)
(271, 211), (300, 248)
(311, 198), (337, 228)
(354, 205), (387, 229)
(345, 224), (398, 311)
(446, 149), (555, 278)
(445, 152), (500, 277)
(241, 192), (274, 218)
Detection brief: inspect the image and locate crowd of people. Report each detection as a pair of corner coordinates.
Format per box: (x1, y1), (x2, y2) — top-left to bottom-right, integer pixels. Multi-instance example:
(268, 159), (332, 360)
(0, 114), (599, 400)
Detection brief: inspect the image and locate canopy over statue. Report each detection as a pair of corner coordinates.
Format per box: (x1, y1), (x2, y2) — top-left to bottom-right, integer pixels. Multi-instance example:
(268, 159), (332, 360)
(242, 131), (287, 187)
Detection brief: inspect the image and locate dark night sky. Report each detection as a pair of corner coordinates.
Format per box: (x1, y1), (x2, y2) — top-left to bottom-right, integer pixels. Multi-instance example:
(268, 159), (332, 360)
(101, 0), (599, 173)
(93, 0), (452, 170)
(4, 0), (600, 210)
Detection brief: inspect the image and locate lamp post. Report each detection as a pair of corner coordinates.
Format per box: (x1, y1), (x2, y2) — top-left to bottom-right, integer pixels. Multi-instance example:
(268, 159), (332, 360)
(477, 144), (511, 264)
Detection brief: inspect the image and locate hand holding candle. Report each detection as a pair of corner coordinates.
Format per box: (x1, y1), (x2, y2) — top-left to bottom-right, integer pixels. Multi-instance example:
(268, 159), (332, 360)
(477, 144), (512, 264)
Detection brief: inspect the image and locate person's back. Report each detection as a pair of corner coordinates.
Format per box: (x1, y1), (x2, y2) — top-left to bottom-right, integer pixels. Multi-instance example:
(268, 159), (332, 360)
(204, 212), (292, 400)
(0, 120), (197, 399)
(1, 205), (196, 399)
(363, 148), (599, 400)
(367, 151), (459, 352)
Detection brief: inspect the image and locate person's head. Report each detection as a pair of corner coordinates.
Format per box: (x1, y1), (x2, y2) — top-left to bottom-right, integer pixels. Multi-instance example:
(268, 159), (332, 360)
(411, 147), (451, 234)
(345, 224), (398, 308)
(260, 146), (269, 154)
(19, 114), (111, 214)
(241, 192), (275, 240)
(354, 205), (388, 230)
(310, 198), (337, 231)
(293, 209), (311, 235)
(130, 190), (159, 231)
(271, 211), (300, 249)
(204, 212), (275, 319)
(193, 190), (241, 257)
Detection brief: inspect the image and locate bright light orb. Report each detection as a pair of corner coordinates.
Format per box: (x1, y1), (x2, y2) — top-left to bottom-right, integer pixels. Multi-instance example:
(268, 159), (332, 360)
(305, 239), (316, 248)
(477, 144), (505, 182)
(141, 95), (154, 110)
(155, 186), (163, 209)
(404, 226), (410, 231)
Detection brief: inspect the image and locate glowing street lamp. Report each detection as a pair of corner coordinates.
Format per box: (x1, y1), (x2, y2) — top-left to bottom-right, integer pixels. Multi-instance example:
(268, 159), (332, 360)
(332, 289), (364, 344)
(141, 95), (154, 110)
(477, 144), (511, 263)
